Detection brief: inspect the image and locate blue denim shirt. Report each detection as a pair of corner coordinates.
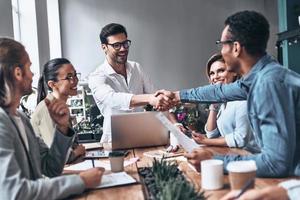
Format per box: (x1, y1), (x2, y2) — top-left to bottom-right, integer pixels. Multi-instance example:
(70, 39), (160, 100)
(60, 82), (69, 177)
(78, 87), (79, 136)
(180, 54), (300, 177)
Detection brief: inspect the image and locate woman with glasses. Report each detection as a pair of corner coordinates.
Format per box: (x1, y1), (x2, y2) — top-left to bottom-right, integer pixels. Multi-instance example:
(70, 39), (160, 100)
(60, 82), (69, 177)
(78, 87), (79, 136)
(191, 53), (259, 153)
(31, 58), (85, 163)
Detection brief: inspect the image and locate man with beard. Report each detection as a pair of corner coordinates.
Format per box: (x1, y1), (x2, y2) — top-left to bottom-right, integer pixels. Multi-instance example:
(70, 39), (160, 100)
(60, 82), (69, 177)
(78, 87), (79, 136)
(162, 10), (300, 179)
(89, 23), (173, 143)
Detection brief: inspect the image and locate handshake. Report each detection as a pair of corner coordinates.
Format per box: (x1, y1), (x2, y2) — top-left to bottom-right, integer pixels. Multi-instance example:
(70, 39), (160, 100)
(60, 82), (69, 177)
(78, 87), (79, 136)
(149, 90), (180, 111)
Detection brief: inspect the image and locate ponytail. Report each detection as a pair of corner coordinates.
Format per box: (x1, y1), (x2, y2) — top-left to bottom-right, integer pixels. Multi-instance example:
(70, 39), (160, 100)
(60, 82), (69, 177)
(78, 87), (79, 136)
(37, 75), (47, 104)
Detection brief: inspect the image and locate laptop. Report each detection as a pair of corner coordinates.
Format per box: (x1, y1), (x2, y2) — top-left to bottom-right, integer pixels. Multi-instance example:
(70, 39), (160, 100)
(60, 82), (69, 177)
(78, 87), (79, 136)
(111, 111), (170, 150)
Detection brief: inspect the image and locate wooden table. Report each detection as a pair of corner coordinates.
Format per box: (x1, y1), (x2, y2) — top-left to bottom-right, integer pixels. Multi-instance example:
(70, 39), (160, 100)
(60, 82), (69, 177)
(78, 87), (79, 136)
(73, 146), (297, 200)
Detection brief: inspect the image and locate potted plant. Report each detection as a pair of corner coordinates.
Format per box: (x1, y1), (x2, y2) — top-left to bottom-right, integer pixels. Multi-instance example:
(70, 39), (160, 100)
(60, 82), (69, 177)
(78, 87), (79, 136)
(138, 158), (206, 200)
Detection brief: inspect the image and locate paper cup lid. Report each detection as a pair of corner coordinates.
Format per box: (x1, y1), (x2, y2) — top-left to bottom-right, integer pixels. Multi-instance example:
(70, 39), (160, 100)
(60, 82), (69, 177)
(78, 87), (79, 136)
(227, 160), (257, 173)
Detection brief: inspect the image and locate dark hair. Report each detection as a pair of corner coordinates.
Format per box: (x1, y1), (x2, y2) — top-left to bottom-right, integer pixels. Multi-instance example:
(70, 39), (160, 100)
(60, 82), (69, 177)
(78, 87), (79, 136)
(0, 38), (25, 107)
(37, 58), (71, 104)
(225, 10), (270, 56)
(206, 53), (225, 79)
(99, 23), (128, 44)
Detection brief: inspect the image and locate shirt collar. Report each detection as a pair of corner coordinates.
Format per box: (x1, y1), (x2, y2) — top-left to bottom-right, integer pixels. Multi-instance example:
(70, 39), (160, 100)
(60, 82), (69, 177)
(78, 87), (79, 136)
(103, 59), (132, 77)
(242, 54), (275, 81)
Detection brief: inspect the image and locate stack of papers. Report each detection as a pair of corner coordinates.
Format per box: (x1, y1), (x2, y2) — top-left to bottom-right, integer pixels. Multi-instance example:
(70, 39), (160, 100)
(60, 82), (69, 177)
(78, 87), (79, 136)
(95, 172), (137, 189)
(64, 157), (139, 171)
(82, 142), (103, 150)
(156, 112), (203, 153)
(143, 149), (184, 159)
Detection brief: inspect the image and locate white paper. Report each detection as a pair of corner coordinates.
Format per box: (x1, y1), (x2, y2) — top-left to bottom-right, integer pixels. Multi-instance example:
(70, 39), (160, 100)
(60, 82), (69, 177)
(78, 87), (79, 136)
(95, 172), (137, 189)
(64, 157), (139, 171)
(156, 112), (200, 153)
(82, 142), (103, 150)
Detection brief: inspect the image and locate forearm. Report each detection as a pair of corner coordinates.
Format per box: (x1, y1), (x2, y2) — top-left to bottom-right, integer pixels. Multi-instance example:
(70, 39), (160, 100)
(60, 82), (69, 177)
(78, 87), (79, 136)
(206, 111), (218, 131)
(202, 137), (227, 147)
(129, 94), (152, 108)
(179, 82), (247, 103)
(40, 128), (75, 177)
(213, 152), (289, 177)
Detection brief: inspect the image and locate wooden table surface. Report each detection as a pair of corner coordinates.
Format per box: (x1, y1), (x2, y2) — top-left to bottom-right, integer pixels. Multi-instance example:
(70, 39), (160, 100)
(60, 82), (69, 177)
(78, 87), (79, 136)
(72, 145), (297, 200)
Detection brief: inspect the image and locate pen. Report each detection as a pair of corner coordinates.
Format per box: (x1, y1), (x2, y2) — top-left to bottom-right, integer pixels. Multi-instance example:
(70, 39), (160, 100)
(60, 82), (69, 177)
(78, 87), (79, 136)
(234, 178), (255, 199)
(91, 159), (95, 168)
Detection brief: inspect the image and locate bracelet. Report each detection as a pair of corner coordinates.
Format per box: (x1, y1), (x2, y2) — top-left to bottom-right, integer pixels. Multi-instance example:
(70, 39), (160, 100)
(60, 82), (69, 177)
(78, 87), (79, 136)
(209, 104), (219, 112)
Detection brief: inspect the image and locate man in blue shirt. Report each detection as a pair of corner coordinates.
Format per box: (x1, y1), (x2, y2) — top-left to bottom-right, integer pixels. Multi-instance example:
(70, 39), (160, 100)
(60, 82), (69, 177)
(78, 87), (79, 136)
(169, 10), (300, 178)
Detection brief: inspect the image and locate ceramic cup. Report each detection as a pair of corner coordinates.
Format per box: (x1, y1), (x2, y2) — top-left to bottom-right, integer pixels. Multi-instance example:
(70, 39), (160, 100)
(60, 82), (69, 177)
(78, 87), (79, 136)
(109, 151), (125, 172)
(227, 160), (257, 190)
(201, 159), (224, 190)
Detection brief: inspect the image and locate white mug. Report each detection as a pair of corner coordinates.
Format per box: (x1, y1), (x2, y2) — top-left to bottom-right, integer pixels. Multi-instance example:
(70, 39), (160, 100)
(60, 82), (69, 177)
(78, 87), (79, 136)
(201, 159), (224, 190)
(298, 16), (300, 26)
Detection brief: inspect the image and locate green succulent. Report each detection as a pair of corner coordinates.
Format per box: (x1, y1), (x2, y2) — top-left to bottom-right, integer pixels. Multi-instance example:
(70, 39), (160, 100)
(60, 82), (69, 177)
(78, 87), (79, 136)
(139, 158), (206, 200)
(158, 178), (205, 200)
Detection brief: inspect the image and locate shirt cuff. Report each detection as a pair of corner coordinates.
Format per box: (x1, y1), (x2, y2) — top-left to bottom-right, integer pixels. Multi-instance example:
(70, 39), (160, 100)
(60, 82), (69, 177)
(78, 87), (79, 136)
(123, 93), (134, 110)
(204, 123), (219, 138)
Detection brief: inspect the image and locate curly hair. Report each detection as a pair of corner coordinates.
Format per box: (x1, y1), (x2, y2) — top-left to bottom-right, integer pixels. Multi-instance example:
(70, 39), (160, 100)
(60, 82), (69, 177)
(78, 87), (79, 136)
(225, 10), (269, 56)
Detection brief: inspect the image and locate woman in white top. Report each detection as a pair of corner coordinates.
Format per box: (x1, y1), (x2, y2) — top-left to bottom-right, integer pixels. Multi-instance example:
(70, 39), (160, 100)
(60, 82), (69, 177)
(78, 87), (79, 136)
(31, 58), (85, 163)
(192, 53), (259, 153)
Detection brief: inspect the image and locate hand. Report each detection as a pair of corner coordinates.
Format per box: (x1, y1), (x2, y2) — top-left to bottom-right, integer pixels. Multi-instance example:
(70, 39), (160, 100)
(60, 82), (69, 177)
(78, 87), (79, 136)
(154, 89), (180, 107)
(184, 148), (213, 172)
(220, 186), (288, 200)
(192, 132), (207, 144)
(79, 167), (105, 189)
(73, 144), (86, 157)
(175, 123), (187, 133)
(166, 145), (179, 152)
(45, 98), (70, 134)
(149, 93), (173, 111)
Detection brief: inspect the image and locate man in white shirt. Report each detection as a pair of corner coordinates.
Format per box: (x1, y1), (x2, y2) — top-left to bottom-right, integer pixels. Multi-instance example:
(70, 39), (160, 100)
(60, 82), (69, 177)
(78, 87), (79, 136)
(89, 23), (172, 143)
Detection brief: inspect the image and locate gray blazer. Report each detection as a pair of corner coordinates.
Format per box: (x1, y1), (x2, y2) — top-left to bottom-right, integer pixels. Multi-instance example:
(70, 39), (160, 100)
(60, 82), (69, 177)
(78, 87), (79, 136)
(0, 108), (85, 199)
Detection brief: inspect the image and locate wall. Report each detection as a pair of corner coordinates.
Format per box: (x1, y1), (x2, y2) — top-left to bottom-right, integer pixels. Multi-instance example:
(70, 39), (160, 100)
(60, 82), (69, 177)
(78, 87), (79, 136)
(0, 0), (13, 37)
(60, 0), (278, 90)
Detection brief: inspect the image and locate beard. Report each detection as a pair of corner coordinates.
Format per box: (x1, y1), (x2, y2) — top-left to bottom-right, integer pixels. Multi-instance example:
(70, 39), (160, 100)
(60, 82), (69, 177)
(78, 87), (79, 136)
(115, 50), (128, 64)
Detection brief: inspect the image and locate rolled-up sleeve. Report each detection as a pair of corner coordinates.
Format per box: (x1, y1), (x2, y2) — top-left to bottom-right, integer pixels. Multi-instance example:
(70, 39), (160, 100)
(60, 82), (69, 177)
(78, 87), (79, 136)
(204, 123), (220, 138)
(89, 71), (133, 110)
(180, 81), (247, 104)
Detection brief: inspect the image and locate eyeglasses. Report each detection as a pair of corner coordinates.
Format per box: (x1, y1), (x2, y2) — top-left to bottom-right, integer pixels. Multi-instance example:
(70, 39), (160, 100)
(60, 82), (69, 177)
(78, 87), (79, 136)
(216, 40), (235, 50)
(58, 73), (79, 82)
(107, 40), (131, 50)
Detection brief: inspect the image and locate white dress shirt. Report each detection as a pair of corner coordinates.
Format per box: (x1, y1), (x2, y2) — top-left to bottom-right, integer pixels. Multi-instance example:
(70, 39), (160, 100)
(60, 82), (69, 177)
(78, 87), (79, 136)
(88, 59), (156, 143)
(205, 101), (260, 153)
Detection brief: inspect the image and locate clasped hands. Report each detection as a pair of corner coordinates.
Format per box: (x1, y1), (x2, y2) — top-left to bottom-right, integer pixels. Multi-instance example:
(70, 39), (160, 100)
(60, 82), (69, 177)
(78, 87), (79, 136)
(150, 89), (180, 111)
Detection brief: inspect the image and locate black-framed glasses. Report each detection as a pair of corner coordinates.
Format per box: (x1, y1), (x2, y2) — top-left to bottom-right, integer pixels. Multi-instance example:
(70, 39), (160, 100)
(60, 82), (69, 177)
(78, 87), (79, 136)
(58, 72), (79, 82)
(107, 40), (131, 50)
(216, 40), (235, 45)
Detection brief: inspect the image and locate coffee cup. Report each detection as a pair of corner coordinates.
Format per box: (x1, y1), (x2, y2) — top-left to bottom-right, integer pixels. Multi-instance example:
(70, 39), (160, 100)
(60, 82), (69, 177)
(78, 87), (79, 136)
(227, 160), (257, 190)
(109, 151), (125, 172)
(201, 159), (224, 190)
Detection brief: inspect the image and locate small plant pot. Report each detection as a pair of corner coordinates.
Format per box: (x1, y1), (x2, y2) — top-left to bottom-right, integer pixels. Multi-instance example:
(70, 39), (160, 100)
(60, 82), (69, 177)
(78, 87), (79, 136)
(109, 151), (125, 172)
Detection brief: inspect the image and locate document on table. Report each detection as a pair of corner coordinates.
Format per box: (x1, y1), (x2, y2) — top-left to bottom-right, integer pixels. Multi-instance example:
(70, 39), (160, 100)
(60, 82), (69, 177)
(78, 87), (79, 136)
(64, 157), (139, 171)
(95, 172), (137, 189)
(156, 112), (202, 153)
(82, 142), (103, 150)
